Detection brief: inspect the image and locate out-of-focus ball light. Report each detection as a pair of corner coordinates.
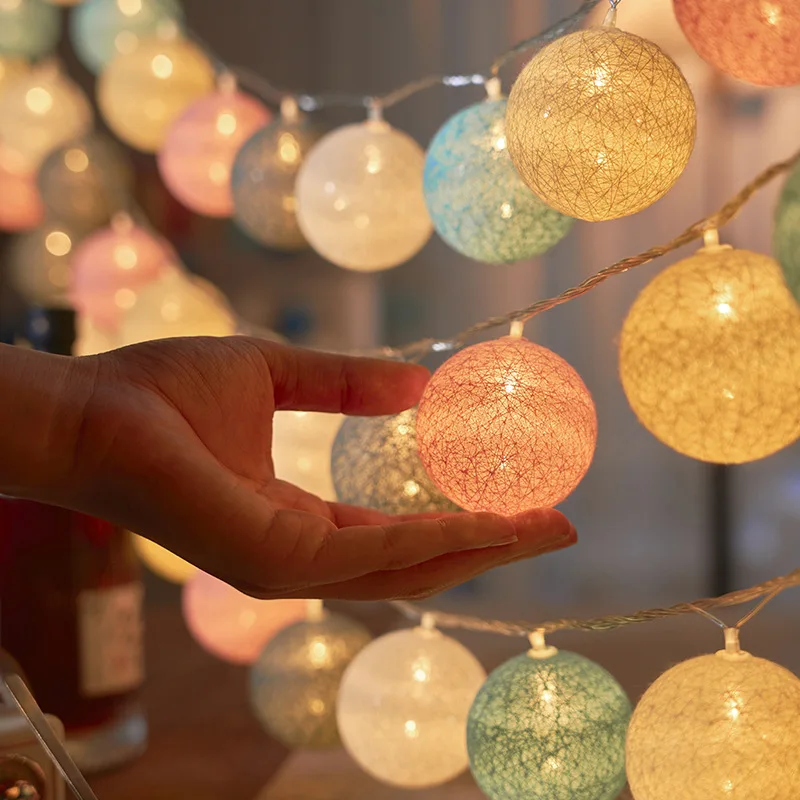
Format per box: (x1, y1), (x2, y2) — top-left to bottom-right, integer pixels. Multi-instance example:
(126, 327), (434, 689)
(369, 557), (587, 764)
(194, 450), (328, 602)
(331, 408), (459, 515)
(674, 0), (800, 87)
(70, 0), (184, 75)
(183, 571), (308, 665)
(0, 144), (43, 232)
(468, 645), (632, 800)
(231, 105), (322, 250)
(133, 534), (196, 584)
(620, 245), (800, 464)
(337, 625), (486, 789)
(506, 25), (697, 221)
(0, 0), (60, 59)
(775, 160), (800, 303)
(0, 55), (30, 91)
(626, 643), (800, 800)
(424, 96), (573, 263)
(38, 135), (132, 229)
(158, 81), (271, 217)
(272, 410), (343, 501)
(74, 314), (119, 355)
(8, 221), (85, 307)
(98, 34), (215, 153)
(296, 119), (432, 271)
(71, 214), (176, 330)
(0, 63), (93, 169)
(250, 611), (372, 748)
(417, 336), (597, 514)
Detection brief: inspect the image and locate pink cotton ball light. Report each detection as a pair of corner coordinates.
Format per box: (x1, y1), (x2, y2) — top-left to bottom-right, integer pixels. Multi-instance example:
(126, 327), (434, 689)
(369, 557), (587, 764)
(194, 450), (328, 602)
(182, 571), (309, 665)
(416, 336), (597, 515)
(0, 145), (44, 232)
(70, 213), (176, 331)
(158, 78), (271, 217)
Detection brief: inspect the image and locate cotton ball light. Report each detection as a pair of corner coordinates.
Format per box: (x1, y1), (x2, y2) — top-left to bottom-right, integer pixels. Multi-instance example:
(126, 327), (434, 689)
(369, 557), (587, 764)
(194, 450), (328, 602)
(775, 159), (800, 303)
(183, 571), (308, 665)
(424, 95), (573, 263)
(118, 270), (236, 345)
(0, 55), (30, 92)
(620, 243), (800, 464)
(133, 535), (196, 584)
(331, 408), (459, 515)
(0, 0), (60, 59)
(506, 24), (696, 221)
(0, 145), (43, 232)
(337, 623), (486, 789)
(272, 410), (343, 501)
(0, 63), (93, 170)
(674, 0), (800, 87)
(38, 135), (132, 229)
(158, 78), (271, 217)
(71, 214), (176, 331)
(296, 119), (432, 271)
(416, 335), (597, 514)
(626, 633), (800, 800)
(467, 639), (631, 800)
(231, 101), (322, 250)
(250, 608), (372, 748)
(70, 0), (184, 75)
(98, 34), (215, 153)
(8, 221), (86, 308)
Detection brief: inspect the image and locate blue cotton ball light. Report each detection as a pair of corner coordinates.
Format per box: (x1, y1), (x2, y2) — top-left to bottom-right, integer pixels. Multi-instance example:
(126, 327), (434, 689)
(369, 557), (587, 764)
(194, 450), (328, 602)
(0, 0), (60, 60)
(70, 0), (184, 75)
(424, 94), (573, 264)
(467, 639), (631, 800)
(775, 159), (800, 304)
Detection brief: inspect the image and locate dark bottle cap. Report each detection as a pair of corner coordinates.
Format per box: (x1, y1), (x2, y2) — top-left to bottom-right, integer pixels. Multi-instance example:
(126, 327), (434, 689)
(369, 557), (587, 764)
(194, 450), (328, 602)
(24, 308), (76, 357)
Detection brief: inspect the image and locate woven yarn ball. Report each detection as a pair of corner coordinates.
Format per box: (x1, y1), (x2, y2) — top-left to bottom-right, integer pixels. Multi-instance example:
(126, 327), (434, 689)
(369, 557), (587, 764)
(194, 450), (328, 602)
(231, 116), (322, 250)
(0, 66), (93, 170)
(38, 135), (132, 229)
(183, 572), (308, 665)
(296, 120), (432, 271)
(8, 221), (86, 308)
(506, 26), (697, 221)
(620, 246), (800, 464)
(337, 626), (487, 789)
(0, 145), (43, 232)
(467, 649), (632, 800)
(98, 36), (215, 153)
(0, 0), (60, 59)
(627, 650), (800, 800)
(775, 159), (800, 302)
(158, 88), (271, 217)
(416, 336), (597, 514)
(424, 98), (573, 263)
(331, 408), (459, 515)
(674, 0), (800, 87)
(250, 612), (372, 749)
(133, 535), (196, 584)
(70, 0), (184, 75)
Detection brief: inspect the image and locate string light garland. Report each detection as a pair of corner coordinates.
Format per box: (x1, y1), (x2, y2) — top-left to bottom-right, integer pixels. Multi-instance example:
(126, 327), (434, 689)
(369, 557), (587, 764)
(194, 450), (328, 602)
(775, 159), (800, 302)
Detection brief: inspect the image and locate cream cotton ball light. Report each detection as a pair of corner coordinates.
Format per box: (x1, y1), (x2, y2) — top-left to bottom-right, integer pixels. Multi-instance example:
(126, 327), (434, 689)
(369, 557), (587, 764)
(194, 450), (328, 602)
(506, 24), (697, 221)
(296, 119), (432, 271)
(416, 335), (597, 515)
(619, 243), (800, 464)
(337, 624), (486, 789)
(626, 636), (800, 800)
(98, 34), (215, 153)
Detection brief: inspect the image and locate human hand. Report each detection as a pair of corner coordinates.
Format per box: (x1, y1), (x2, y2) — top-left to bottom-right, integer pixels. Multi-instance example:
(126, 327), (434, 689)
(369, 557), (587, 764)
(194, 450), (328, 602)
(7, 338), (576, 600)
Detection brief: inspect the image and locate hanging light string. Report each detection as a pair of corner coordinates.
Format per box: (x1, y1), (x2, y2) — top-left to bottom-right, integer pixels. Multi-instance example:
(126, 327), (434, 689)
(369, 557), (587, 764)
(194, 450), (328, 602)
(390, 568), (799, 638)
(397, 145), (800, 362)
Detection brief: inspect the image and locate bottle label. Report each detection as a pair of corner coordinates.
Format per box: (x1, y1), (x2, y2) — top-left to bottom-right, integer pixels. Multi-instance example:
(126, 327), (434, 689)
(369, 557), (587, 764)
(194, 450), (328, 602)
(78, 584), (144, 697)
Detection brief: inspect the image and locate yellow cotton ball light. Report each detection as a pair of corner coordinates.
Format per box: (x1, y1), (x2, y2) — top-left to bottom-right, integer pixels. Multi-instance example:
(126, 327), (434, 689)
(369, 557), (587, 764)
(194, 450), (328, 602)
(0, 55), (30, 92)
(337, 624), (486, 789)
(620, 245), (800, 464)
(506, 25), (697, 221)
(627, 645), (800, 800)
(133, 535), (196, 584)
(296, 120), (432, 271)
(98, 35), (215, 153)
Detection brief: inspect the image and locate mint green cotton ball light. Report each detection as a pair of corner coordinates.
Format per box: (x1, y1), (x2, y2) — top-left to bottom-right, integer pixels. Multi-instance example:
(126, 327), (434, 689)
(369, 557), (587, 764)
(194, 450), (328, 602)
(423, 98), (573, 264)
(0, 0), (60, 59)
(467, 648), (631, 800)
(775, 159), (800, 303)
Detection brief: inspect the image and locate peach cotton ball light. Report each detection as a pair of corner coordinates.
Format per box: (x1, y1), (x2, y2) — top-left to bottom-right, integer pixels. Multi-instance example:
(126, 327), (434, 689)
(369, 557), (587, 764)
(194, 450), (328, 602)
(416, 336), (597, 515)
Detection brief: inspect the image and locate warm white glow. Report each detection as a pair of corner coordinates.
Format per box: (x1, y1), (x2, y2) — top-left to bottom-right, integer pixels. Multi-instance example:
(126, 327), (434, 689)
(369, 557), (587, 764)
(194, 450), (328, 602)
(151, 54), (174, 79)
(117, 0), (143, 14)
(500, 201), (513, 219)
(45, 231), (72, 257)
(216, 111), (237, 136)
(278, 132), (300, 164)
(64, 148), (89, 173)
(207, 162), (229, 184)
(25, 87), (53, 115)
(403, 480), (420, 498)
(115, 31), (139, 55)
(115, 288), (137, 309)
(113, 244), (138, 270)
